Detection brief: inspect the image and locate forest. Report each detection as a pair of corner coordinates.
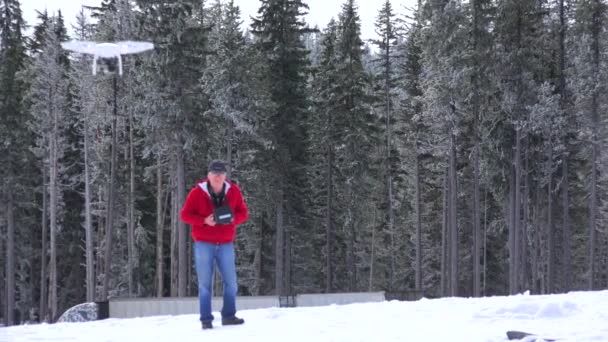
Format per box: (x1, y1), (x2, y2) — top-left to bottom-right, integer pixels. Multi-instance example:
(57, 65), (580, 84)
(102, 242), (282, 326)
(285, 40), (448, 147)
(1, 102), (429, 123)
(1, 0), (607, 325)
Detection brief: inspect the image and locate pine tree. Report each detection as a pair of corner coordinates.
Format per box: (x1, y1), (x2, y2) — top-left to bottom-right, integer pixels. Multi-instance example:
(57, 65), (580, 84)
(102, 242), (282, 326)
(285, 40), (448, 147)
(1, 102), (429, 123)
(333, 0), (380, 291)
(136, 0), (211, 297)
(571, 0), (608, 290)
(419, 0), (470, 297)
(28, 9), (49, 54)
(251, 0), (314, 295)
(371, 0), (402, 291)
(399, 0), (426, 294)
(309, 19), (340, 292)
(493, 0), (549, 294)
(23, 16), (70, 321)
(69, 8), (97, 303)
(0, 0), (29, 326)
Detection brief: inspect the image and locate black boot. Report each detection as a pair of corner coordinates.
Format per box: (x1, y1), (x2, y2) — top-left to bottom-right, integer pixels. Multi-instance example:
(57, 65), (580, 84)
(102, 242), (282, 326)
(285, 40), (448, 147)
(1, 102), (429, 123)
(222, 316), (245, 326)
(202, 321), (213, 330)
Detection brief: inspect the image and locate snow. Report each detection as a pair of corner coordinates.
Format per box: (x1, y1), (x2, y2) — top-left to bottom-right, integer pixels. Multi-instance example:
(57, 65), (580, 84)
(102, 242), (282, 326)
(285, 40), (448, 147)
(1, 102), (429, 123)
(3, 290), (608, 342)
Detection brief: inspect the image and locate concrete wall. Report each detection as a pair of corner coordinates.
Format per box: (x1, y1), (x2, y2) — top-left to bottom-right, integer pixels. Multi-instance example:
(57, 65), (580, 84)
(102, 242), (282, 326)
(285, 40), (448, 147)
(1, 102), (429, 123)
(109, 292), (388, 319)
(109, 296), (280, 319)
(296, 292), (385, 307)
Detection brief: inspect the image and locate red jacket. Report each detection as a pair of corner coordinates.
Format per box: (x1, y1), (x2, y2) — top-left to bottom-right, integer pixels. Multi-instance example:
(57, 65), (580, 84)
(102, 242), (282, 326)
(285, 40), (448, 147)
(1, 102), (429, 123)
(180, 180), (248, 244)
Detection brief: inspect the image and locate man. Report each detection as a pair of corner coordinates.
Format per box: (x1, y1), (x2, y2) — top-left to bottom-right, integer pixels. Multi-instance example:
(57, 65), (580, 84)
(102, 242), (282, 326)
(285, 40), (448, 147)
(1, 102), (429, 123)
(180, 160), (249, 329)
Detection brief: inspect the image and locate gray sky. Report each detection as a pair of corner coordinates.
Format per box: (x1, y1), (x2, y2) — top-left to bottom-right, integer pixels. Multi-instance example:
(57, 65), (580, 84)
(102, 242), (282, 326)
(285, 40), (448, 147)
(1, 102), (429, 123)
(22, 0), (417, 41)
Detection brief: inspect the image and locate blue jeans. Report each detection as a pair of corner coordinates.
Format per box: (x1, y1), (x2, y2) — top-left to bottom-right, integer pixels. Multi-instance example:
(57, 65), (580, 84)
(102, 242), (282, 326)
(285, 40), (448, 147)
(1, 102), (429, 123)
(193, 241), (238, 323)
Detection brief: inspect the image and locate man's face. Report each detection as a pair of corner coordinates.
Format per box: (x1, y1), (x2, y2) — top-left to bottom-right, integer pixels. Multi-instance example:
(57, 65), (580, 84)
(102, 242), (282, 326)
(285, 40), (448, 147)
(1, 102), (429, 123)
(208, 171), (226, 189)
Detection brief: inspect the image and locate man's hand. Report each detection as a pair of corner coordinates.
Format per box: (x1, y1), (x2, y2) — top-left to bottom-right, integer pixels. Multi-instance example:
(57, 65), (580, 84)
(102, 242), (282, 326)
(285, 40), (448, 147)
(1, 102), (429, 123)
(205, 214), (216, 226)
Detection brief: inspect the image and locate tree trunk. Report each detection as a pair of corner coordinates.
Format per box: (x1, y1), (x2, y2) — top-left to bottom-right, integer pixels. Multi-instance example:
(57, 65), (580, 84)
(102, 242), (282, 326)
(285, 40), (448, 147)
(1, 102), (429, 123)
(40, 168), (48, 319)
(127, 109), (136, 296)
(483, 184), (488, 295)
(325, 143), (334, 293)
(546, 142), (554, 293)
(471, 0), (482, 299)
(441, 167), (448, 296)
(170, 167), (178, 297)
(176, 146), (187, 297)
(588, 0), (601, 291)
(155, 156), (165, 297)
(510, 128), (522, 294)
(96, 186), (105, 296)
(385, 48), (395, 291)
(449, 128), (458, 297)
(102, 76), (118, 300)
(532, 198), (540, 293)
(1, 230), (4, 325)
(369, 210), (375, 292)
(83, 110), (94, 303)
(414, 152), (422, 292)
(275, 198), (284, 295)
(558, 0), (571, 293)
(49, 97), (59, 320)
(521, 137), (529, 291)
(346, 185), (356, 292)
(254, 216), (263, 296)
(285, 220), (292, 295)
(6, 193), (15, 325)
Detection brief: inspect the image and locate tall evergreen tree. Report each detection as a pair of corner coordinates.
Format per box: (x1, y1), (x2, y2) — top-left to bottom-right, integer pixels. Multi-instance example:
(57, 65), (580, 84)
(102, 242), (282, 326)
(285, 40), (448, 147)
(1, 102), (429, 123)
(332, 0), (380, 291)
(23, 17), (70, 321)
(571, 0), (608, 290)
(136, 0), (211, 297)
(69, 8), (97, 303)
(371, 0), (403, 291)
(251, 0), (313, 295)
(0, 0), (29, 326)
(309, 19), (341, 292)
(399, 0), (427, 294)
(420, 0), (469, 297)
(494, 0), (546, 295)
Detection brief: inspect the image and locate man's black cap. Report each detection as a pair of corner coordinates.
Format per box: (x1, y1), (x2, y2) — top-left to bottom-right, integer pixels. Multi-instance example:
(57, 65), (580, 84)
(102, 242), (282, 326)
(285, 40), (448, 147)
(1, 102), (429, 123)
(208, 160), (228, 173)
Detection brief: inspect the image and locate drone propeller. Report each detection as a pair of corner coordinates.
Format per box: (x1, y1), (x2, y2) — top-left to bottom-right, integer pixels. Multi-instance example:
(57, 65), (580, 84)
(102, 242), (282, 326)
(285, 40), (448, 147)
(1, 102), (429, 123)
(116, 41), (154, 54)
(61, 40), (97, 55)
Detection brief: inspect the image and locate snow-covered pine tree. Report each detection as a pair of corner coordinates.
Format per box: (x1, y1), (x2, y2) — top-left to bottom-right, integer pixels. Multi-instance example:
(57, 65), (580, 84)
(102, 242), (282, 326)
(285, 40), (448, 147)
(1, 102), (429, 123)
(135, 0), (211, 297)
(69, 8), (98, 304)
(419, 0), (470, 297)
(332, 0), (380, 292)
(490, 0), (561, 295)
(308, 19), (341, 293)
(251, 0), (314, 296)
(398, 0), (425, 294)
(0, 0), (30, 326)
(570, 0), (608, 291)
(370, 0), (404, 292)
(23, 17), (70, 321)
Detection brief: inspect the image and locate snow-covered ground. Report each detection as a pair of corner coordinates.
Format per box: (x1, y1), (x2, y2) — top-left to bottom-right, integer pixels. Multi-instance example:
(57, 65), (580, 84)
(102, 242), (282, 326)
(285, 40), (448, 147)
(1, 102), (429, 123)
(3, 290), (608, 342)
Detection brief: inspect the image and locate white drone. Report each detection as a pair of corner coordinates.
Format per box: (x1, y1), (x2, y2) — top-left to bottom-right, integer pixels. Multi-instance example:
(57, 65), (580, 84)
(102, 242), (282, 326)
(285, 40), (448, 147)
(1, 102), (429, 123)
(61, 40), (154, 76)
